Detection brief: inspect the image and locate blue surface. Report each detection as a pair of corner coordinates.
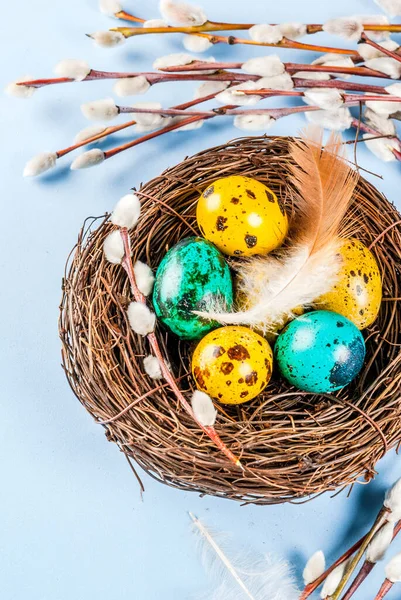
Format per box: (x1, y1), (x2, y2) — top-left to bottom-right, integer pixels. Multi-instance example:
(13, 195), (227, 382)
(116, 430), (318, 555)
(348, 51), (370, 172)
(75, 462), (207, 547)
(1, 1), (401, 598)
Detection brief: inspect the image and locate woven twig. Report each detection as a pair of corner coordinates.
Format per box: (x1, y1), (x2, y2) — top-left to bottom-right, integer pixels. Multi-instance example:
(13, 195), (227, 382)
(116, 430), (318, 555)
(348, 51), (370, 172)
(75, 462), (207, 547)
(59, 136), (401, 505)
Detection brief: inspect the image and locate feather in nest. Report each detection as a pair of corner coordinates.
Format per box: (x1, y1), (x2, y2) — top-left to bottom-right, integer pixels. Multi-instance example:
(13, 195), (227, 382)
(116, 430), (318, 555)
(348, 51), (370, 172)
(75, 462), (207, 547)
(195, 128), (359, 335)
(190, 513), (300, 600)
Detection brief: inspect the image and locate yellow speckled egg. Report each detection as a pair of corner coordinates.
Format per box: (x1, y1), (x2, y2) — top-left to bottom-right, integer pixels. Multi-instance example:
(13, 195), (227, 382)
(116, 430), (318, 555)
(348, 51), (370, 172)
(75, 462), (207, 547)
(196, 175), (288, 257)
(192, 326), (273, 404)
(315, 238), (382, 329)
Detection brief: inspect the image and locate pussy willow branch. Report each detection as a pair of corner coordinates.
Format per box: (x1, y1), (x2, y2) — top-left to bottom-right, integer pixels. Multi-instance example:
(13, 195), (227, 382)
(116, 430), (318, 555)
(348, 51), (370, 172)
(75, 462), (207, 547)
(118, 227), (242, 469)
(361, 32), (401, 65)
(300, 518), (401, 599)
(113, 26), (360, 56)
(117, 94), (401, 117)
(330, 508), (390, 600)
(112, 12), (401, 35)
(56, 89), (223, 158)
(95, 101), (390, 162)
(352, 117), (401, 161)
(373, 579), (394, 599)
(20, 59), (395, 93)
(159, 60), (389, 79)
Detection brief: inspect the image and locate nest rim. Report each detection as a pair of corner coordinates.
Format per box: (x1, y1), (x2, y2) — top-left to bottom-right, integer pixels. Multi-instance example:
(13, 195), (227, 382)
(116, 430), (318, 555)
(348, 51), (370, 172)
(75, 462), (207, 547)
(59, 135), (401, 505)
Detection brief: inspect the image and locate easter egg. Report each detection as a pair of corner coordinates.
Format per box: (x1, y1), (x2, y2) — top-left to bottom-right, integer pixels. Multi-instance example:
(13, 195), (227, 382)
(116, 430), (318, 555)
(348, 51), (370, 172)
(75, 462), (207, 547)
(274, 311), (366, 393)
(192, 326), (273, 404)
(152, 237), (233, 340)
(315, 238), (382, 329)
(196, 175), (288, 257)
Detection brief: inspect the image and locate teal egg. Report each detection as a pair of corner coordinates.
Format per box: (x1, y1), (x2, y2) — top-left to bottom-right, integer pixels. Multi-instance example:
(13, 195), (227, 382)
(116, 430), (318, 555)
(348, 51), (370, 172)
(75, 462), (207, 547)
(152, 237), (233, 340)
(274, 310), (366, 393)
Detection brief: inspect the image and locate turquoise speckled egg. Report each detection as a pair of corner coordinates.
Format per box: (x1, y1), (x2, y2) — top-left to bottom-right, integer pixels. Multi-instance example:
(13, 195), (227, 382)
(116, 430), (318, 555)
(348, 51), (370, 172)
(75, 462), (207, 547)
(152, 237), (233, 340)
(274, 310), (366, 393)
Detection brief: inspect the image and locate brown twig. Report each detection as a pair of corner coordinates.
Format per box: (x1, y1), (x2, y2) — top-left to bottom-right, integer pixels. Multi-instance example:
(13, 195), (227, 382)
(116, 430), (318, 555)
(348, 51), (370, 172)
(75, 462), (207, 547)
(118, 227), (242, 469)
(373, 579), (393, 599)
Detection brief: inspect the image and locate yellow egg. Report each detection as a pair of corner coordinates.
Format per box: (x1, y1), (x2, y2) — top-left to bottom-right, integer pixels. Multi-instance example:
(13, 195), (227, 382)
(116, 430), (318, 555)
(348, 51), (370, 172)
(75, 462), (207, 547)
(196, 175), (288, 257)
(192, 326), (273, 404)
(315, 238), (382, 329)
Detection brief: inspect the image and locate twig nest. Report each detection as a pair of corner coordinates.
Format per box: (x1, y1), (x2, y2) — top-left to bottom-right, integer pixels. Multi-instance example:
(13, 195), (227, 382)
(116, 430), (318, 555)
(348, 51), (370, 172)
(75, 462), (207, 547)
(60, 136), (401, 504)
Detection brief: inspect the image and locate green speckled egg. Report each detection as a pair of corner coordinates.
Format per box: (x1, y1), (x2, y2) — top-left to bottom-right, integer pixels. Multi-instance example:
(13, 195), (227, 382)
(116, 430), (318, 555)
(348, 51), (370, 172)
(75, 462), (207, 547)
(274, 310), (366, 393)
(152, 237), (233, 340)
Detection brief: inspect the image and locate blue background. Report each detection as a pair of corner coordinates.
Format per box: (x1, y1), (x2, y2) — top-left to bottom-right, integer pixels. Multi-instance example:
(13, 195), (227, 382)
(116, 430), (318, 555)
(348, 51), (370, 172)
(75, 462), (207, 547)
(1, 0), (401, 598)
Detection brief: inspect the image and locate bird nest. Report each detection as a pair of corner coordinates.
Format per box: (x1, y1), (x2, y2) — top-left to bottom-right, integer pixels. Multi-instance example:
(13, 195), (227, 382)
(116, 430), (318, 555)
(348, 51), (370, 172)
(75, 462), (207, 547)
(59, 136), (401, 505)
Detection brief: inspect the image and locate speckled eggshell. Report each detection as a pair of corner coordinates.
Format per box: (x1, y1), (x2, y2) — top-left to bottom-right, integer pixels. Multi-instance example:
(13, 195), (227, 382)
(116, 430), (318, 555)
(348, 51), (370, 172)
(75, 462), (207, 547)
(316, 238), (382, 329)
(152, 237), (233, 340)
(274, 310), (366, 393)
(196, 175), (288, 257)
(192, 325), (273, 404)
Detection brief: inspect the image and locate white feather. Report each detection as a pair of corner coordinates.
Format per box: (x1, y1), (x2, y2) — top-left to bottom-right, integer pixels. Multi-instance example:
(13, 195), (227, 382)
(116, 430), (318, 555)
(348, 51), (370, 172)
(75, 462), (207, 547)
(134, 260), (155, 296)
(249, 24), (283, 44)
(242, 55), (285, 77)
(53, 59), (91, 82)
(366, 522), (395, 563)
(294, 71), (331, 81)
(199, 244), (342, 332)
(23, 151), (57, 177)
(103, 230), (125, 264)
(216, 81), (261, 106)
(111, 194), (141, 229)
(5, 76), (37, 99)
(159, 0), (207, 26)
(375, 0), (401, 17)
(303, 551), (326, 585)
(323, 16), (363, 41)
(143, 355), (163, 379)
(303, 88), (344, 110)
(99, 0), (122, 16)
(385, 552), (401, 582)
(305, 108), (353, 131)
(357, 39), (399, 60)
(88, 30), (126, 48)
(321, 562), (347, 598)
(183, 34), (213, 53)
(278, 22), (307, 40)
(127, 302), (156, 336)
(363, 134), (399, 161)
(257, 73), (294, 90)
(113, 76), (151, 97)
(143, 18), (168, 28)
(193, 81), (229, 99)
(364, 108), (396, 135)
(233, 114), (275, 131)
(74, 124), (108, 144)
(190, 513), (300, 600)
(385, 477), (401, 513)
(81, 98), (119, 121)
(191, 391), (217, 427)
(70, 149), (105, 170)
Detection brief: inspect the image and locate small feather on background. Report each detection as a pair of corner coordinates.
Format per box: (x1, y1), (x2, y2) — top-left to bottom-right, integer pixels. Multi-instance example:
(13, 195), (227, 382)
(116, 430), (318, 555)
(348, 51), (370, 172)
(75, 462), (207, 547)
(190, 513), (300, 600)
